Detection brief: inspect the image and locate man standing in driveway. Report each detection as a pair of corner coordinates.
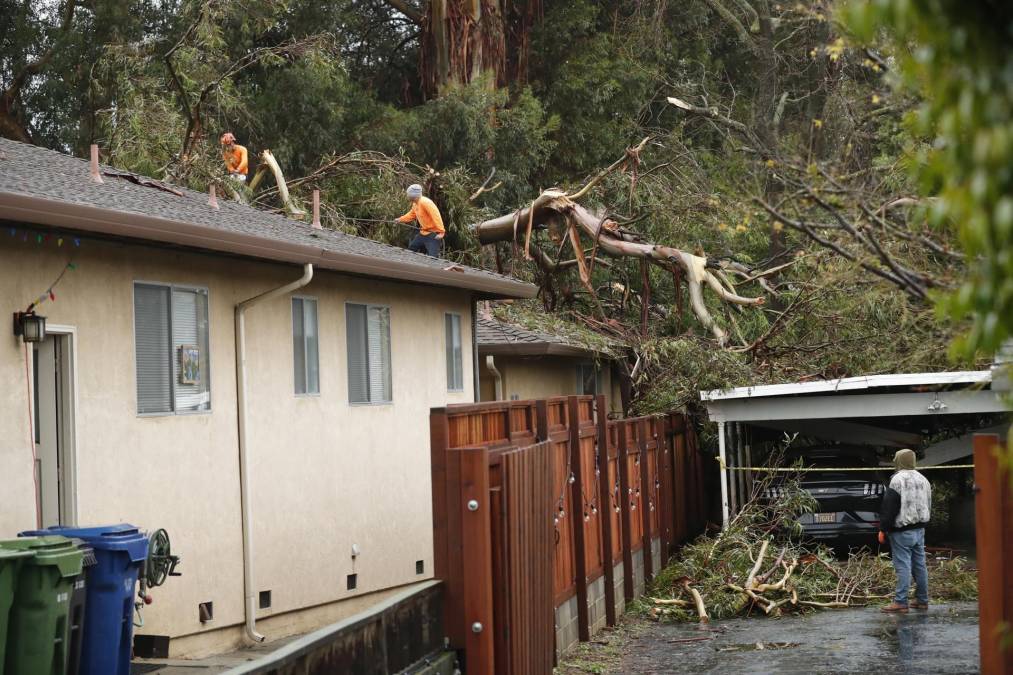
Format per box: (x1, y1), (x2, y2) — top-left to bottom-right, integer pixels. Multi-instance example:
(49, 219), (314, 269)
(397, 184), (445, 257)
(880, 448), (932, 613)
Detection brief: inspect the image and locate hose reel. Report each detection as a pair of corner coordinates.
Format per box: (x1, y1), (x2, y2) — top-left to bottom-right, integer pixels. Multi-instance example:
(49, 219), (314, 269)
(135, 528), (181, 627)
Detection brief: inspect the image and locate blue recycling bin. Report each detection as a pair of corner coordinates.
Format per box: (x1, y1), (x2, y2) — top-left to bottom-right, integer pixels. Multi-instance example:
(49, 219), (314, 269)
(21, 525), (148, 675)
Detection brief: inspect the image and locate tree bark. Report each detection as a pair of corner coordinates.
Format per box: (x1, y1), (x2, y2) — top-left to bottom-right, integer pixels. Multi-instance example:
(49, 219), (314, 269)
(417, 0), (539, 96)
(474, 190), (765, 344)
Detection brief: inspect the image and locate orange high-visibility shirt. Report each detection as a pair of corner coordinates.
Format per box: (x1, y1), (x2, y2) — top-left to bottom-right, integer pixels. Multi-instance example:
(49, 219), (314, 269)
(223, 145), (248, 175)
(397, 196), (445, 235)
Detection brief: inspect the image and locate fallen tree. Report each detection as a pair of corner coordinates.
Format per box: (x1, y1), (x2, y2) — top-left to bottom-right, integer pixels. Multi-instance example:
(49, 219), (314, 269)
(472, 140), (772, 345)
(646, 469), (978, 622)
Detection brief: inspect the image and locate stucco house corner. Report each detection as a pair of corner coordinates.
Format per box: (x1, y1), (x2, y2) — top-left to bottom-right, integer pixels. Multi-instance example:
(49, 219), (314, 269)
(0, 138), (536, 658)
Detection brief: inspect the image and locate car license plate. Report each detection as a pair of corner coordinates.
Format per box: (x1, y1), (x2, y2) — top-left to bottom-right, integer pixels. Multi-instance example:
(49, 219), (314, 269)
(814, 512), (837, 524)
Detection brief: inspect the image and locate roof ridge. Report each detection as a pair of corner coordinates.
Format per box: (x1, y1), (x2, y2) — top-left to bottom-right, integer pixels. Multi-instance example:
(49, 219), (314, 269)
(0, 137), (529, 288)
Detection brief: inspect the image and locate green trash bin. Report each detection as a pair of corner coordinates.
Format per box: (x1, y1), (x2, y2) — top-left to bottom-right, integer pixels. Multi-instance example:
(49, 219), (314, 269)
(0, 536), (83, 675)
(0, 548), (33, 675)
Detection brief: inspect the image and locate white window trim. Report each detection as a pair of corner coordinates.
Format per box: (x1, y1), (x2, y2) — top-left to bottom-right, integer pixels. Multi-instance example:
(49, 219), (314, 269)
(292, 295), (321, 397)
(345, 301), (393, 407)
(445, 312), (465, 393)
(132, 280), (212, 417)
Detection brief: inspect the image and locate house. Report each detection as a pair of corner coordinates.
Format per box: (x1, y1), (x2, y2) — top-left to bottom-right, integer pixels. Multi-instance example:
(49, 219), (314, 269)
(477, 316), (624, 415)
(0, 138), (536, 657)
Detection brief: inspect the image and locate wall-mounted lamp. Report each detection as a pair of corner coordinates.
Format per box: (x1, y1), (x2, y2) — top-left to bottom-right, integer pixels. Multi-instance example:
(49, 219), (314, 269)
(13, 312), (46, 343)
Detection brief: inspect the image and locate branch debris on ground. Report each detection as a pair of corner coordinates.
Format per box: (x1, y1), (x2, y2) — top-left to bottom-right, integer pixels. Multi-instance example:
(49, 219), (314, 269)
(642, 472), (977, 623)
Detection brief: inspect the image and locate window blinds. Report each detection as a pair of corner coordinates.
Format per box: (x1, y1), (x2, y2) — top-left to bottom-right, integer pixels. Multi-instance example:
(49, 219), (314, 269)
(134, 284), (171, 414)
(171, 288), (210, 412)
(293, 298), (319, 395)
(445, 313), (463, 391)
(134, 284), (209, 414)
(347, 303), (390, 403)
(367, 306), (391, 403)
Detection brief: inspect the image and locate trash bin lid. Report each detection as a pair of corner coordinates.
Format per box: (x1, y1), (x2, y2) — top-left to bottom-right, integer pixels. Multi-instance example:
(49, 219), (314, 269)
(21, 524), (148, 562)
(0, 548), (32, 561)
(0, 536), (83, 577)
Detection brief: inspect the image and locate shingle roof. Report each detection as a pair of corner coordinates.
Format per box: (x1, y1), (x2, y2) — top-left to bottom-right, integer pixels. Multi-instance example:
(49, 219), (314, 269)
(0, 138), (536, 298)
(476, 317), (603, 357)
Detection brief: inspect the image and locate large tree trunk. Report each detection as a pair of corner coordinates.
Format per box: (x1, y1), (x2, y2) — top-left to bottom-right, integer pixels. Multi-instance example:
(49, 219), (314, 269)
(474, 189), (766, 344)
(417, 0), (539, 96)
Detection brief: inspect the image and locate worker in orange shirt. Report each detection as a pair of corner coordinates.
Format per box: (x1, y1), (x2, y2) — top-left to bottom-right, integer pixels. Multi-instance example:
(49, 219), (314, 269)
(396, 184), (445, 257)
(220, 132), (248, 182)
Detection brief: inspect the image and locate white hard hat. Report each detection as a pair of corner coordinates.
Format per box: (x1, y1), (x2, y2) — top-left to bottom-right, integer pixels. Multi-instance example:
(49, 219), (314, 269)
(406, 184), (423, 198)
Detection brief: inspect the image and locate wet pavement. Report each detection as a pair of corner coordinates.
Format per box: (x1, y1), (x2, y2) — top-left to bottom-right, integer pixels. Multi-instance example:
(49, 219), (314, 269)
(618, 602), (979, 674)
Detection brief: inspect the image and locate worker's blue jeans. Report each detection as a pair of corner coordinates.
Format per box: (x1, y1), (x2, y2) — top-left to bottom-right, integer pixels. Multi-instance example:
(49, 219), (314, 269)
(409, 232), (441, 257)
(889, 528), (929, 605)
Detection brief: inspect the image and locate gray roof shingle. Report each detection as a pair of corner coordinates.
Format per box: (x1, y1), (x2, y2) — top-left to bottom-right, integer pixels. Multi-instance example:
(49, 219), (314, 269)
(0, 138), (535, 298)
(476, 317), (606, 357)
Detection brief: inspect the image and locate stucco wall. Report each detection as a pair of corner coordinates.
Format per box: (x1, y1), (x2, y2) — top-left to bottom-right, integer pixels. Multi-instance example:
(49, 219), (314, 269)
(0, 235), (473, 652)
(478, 355), (622, 414)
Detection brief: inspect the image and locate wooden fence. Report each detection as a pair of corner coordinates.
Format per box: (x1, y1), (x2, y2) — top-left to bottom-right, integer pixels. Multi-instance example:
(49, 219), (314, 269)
(974, 433), (1012, 675)
(430, 395), (714, 674)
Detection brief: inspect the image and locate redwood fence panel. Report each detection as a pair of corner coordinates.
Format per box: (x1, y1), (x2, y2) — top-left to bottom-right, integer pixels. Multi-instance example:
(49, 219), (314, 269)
(973, 433), (1012, 675)
(431, 396), (715, 674)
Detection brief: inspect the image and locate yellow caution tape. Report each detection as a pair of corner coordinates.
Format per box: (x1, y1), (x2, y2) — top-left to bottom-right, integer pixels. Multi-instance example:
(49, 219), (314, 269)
(714, 457), (974, 472)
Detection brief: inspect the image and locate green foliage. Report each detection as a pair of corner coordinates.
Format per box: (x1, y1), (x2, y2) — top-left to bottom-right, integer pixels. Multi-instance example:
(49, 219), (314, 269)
(844, 0), (1013, 361)
(3, 0), (990, 417)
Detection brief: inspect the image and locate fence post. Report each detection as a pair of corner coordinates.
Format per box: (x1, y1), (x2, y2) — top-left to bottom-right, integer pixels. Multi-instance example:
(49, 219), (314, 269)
(535, 399), (549, 442)
(638, 418), (654, 584)
(566, 396), (591, 642)
(973, 433), (1012, 675)
(457, 447), (495, 674)
(617, 420), (635, 602)
(671, 417), (687, 546)
(595, 395), (617, 626)
(658, 415), (674, 566)
(430, 407), (467, 651)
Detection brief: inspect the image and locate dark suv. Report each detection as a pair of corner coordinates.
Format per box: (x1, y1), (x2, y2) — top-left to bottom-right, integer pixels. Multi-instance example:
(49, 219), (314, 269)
(766, 448), (887, 551)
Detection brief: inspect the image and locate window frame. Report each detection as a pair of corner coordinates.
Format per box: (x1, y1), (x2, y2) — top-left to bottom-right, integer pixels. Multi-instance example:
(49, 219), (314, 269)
(345, 301), (393, 406)
(291, 295), (321, 397)
(576, 362), (602, 396)
(445, 312), (465, 393)
(132, 280), (212, 417)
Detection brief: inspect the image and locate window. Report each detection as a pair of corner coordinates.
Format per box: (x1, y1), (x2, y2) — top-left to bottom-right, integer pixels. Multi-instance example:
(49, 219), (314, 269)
(134, 283), (210, 414)
(445, 313), (464, 391)
(346, 303), (391, 404)
(577, 363), (602, 396)
(292, 297), (320, 395)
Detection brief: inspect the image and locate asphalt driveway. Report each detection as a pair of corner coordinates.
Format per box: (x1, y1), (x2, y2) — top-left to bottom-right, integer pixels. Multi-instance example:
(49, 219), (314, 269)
(560, 602), (979, 674)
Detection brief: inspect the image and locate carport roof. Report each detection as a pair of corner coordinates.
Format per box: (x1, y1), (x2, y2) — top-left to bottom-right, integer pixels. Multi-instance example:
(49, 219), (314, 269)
(701, 370), (1008, 425)
(701, 371), (991, 402)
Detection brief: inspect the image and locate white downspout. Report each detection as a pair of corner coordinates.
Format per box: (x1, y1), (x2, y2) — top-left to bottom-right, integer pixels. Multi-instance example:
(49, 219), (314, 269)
(718, 421), (730, 530)
(235, 263), (313, 642)
(485, 355), (503, 401)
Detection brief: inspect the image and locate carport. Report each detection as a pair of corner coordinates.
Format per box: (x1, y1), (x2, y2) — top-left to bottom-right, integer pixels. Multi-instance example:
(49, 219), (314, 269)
(700, 369), (1010, 528)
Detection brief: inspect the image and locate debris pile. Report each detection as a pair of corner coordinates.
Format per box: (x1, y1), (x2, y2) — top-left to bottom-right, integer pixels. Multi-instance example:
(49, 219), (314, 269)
(646, 472), (977, 622)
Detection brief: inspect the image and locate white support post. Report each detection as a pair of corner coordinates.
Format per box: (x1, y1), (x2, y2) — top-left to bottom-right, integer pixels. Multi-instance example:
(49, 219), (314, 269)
(727, 423), (738, 517)
(744, 436), (754, 497)
(718, 421), (730, 529)
(736, 423), (747, 506)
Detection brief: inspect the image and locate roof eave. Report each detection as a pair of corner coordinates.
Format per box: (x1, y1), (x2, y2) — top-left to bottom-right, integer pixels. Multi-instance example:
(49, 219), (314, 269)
(478, 342), (599, 358)
(0, 191), (537, 299)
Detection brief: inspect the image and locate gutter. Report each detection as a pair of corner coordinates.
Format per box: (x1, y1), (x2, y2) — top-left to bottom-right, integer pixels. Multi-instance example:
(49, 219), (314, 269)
(0, 192), (536, 299)
(485, 355), (504, 401)
(235, 263), (315, 642)
(477, 342), (598, 359)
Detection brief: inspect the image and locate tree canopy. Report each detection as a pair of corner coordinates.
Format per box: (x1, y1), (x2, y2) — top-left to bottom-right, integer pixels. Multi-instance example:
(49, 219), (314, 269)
(1, 0), (1001, 413)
